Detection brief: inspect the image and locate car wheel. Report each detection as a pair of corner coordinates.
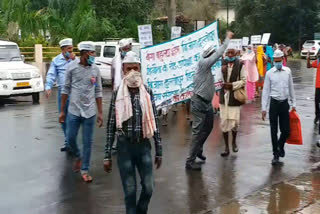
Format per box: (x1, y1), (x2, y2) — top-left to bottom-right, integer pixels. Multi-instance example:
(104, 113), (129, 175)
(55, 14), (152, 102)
(32, 92), (40, 104)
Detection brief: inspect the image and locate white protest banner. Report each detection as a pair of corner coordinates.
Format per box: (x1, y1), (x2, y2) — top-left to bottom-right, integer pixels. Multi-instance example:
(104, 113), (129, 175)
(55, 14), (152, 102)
(138, 24), (153, 48)
(171, 26), (182, 39)
(261, 33), (271, 45)
(242, 37), (249, 46)
(251, 35), (261, 44)
(228, 39), (242, 50)
(141, 21), (221, 108)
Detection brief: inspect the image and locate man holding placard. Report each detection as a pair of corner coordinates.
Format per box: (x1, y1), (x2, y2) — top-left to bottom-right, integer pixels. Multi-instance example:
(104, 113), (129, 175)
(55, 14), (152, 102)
(185, 31), (234, 171)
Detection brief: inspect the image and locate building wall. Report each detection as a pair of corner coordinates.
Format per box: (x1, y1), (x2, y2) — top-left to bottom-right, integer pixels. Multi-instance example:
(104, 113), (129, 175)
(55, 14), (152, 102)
(216, 8), (235, 22)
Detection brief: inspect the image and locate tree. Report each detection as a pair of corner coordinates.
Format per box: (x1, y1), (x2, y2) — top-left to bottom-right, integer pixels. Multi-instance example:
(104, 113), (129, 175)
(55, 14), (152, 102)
(232, 0), (320, 49)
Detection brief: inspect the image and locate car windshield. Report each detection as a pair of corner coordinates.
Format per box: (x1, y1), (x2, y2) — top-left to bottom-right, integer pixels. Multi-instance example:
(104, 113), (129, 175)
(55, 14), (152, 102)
(95, 45), (102, 57)
(305, 40), (315, 45)
(0, 45), (22, 62)
(103, 46), (116, 58)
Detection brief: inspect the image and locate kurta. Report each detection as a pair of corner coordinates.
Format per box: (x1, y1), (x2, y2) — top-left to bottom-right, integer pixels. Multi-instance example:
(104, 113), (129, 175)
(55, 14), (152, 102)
(220, 64), (246, 132)
(241, 52), (259, 101)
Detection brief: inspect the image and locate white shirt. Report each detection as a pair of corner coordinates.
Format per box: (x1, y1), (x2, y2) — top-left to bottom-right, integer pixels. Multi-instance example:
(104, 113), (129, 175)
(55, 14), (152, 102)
(261, 66), (296, 111)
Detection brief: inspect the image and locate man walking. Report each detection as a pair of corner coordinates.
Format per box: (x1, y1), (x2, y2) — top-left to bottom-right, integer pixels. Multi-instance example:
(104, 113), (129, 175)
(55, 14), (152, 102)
(185, 31), (233, 171)
(262, 50), (296, 165)
(45, 38), (76, 152)
(104, 51), (162, 214)
(307, 51), (320, 124)
(112, 38), (133, 91)
(59, 41), (103, 182)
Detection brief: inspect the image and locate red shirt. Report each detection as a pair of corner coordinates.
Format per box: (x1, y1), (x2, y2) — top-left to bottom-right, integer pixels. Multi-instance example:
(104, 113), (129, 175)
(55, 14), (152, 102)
(312, 60), (320, 88)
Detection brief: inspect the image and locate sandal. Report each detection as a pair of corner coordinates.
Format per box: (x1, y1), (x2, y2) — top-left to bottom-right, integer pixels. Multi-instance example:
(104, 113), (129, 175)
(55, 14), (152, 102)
(73, 158), (82, 173)
(81, 173), (93, 183)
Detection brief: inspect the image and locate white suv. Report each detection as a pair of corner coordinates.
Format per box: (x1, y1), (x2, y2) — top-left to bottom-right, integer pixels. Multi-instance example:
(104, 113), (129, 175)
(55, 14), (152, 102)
(0, 40), (44, 103)
(301, 40), (320, 59)
(94, 41), (141, 85)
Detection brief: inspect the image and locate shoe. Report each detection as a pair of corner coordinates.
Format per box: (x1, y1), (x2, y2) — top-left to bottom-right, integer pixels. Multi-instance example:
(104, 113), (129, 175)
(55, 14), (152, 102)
(185, 162), (202, 171)
(279, 149), (285, 158)
(197, 153), (206, 161)
(271, 156), (280, 165)
(60, 146), (70, 152)
(220, 150), (230, 157)
(232, 144), (239, 153)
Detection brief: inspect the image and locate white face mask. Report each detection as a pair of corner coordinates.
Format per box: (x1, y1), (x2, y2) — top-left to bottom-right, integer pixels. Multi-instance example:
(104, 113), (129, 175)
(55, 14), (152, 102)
(125, 70), (142, 88)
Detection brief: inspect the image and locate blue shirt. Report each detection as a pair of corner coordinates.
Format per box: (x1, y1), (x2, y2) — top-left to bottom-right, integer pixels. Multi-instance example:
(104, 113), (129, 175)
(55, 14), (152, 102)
(45, 53), (74, 90)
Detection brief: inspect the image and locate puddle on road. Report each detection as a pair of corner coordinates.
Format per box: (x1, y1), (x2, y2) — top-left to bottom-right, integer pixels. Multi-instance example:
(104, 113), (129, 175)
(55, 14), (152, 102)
(211, 172), (320, 214)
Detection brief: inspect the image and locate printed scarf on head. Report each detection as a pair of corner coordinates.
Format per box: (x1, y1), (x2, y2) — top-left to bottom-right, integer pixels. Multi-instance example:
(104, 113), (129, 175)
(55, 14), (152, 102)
(115, 79), (157, 139)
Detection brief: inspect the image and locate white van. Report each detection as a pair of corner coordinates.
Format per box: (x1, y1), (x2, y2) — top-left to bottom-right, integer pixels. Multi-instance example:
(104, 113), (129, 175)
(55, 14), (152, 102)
(0, 40), (44, 103)
(94, 41), (141, 85)
(301, 40), (320, 59)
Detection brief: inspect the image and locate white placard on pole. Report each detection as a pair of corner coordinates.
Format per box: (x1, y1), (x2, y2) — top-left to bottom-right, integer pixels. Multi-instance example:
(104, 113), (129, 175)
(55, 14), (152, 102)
(171, 26), (182, 39)
(228, 39), (242, 50)
(242, 37), (249, 46)
(138, 24), (153, 48)
(261, 33), (271, 45)
(251, 35), (262, 44)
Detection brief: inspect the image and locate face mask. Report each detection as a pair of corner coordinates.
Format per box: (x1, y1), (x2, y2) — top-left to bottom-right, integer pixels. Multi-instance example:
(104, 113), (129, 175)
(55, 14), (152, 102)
(65, 52), (70, 59)
(274, 62), (283, 70)
(248, 49), (252, 54)
(87, 55), (95, 65)
(225, 56), (236, 62)
(121, 51), (127, 58)
(125, 70), (142, 88)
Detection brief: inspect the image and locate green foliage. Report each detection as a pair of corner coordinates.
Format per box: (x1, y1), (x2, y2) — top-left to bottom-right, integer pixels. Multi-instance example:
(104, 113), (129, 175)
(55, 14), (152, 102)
(18, 35), (48, 46)
(0, 0), (144, 45)
(232, 0), (320, 49)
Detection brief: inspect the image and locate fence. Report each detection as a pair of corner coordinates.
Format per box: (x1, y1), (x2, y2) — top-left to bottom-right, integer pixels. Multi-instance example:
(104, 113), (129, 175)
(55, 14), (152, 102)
(20, 45), (80, 62)
(20, 44), (80, 78)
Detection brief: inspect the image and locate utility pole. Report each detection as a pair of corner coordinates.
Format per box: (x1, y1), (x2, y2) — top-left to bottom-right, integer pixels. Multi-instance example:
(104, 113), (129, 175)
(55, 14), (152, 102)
(227, 0), (229, 29)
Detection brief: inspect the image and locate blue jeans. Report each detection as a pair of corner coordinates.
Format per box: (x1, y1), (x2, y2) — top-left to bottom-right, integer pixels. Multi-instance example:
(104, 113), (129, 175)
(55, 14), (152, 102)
(117, 136), (154, 214)
(57, 88), (69, 146)
(67, 113), (96, 173)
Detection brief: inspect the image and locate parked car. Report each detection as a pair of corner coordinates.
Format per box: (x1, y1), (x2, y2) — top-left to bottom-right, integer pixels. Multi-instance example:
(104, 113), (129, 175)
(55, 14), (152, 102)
(300, 40), (320, 59)
(94, 41), (141, 85)
(0, 40), (44, 103)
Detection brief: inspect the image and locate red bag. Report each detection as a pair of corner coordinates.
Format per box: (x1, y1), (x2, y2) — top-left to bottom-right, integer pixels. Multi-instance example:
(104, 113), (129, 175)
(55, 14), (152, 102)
(287, 111), (303, 145)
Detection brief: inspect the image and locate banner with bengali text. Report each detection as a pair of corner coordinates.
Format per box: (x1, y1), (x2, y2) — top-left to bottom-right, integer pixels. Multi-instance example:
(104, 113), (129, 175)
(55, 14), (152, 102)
(141, 21), (220, 108)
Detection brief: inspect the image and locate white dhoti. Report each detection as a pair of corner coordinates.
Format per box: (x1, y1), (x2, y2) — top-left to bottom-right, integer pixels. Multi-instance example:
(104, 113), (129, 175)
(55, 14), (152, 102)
(219, 64), (246, 133)
(220, 92), (241, 132)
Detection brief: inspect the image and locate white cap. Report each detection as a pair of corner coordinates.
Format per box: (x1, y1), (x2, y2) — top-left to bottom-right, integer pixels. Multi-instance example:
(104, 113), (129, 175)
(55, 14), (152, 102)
(119, 38), (132, 48)
(59, 38), (73, 47)
(273, 49), (284, 58)
(77, 41), (96, 51)
(122, 51), (140, 64)
(202, 42), (216, 58)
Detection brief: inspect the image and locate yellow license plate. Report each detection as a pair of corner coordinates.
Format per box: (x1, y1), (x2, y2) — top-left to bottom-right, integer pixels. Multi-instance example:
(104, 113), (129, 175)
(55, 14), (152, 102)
(16, 82), (30, 87)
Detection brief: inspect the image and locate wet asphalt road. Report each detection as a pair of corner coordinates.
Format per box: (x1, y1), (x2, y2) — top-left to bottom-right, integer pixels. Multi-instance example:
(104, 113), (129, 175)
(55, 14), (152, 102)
(1, 59), (320, 214)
